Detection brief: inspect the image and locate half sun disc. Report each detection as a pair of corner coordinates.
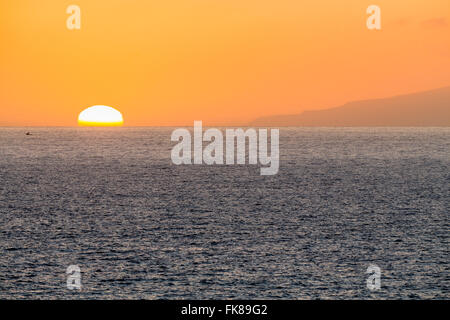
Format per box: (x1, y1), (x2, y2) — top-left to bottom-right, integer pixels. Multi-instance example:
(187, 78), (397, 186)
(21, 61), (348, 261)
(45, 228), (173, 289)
(78, 105), (124, 126)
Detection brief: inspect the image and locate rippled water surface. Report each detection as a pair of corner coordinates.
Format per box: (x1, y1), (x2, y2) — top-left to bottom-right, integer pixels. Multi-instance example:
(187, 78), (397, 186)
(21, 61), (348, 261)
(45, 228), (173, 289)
(0, 127), (448, 299)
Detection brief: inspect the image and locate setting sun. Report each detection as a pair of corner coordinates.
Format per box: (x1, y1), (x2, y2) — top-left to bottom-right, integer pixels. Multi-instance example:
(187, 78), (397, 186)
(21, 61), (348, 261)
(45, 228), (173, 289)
(78, 105), (124, 126)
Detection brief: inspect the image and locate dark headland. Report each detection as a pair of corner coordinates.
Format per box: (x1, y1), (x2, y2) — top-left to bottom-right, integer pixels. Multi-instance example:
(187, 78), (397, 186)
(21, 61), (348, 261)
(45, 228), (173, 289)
(250, 86), (450, 126)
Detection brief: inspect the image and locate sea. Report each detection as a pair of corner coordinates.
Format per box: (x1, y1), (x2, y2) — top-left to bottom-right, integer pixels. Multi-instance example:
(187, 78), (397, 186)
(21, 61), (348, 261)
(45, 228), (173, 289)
(0, 127), (448, 299)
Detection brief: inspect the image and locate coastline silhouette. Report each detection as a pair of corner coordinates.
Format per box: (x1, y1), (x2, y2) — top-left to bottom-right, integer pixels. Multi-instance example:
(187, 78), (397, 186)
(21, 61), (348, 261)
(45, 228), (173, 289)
(251, 86), (450, 127)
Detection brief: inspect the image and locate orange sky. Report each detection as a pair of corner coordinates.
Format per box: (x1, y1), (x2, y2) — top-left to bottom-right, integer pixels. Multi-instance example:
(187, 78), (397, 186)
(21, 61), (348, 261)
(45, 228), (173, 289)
(1, 0), (449, 126)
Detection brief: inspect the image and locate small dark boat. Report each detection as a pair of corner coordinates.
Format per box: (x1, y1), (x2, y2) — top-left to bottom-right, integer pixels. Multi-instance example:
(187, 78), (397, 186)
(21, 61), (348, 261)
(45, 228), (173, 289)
(25, 132), (32, 136)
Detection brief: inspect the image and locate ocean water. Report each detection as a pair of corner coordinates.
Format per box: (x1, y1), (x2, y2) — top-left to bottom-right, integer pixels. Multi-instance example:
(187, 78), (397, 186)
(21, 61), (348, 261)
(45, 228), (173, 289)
(0, 127), (448, 299)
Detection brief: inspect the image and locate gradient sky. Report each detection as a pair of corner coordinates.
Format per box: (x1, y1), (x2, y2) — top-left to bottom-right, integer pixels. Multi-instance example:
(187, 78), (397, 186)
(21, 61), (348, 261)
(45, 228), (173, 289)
(1, 0), (449, 126)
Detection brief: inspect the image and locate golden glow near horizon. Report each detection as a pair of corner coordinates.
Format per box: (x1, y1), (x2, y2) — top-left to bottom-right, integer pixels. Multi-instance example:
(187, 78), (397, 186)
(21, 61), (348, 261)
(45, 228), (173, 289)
(0, 1), (449, 126)
(78, 105), (123, 126)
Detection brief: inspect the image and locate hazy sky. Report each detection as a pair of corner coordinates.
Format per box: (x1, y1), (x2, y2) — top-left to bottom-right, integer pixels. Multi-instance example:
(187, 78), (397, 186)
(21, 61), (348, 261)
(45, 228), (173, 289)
(1, 0), (449, 126)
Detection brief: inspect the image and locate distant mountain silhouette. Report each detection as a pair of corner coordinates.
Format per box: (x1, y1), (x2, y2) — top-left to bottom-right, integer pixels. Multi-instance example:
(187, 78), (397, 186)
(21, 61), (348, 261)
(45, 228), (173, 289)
(251, 86), (450, 126)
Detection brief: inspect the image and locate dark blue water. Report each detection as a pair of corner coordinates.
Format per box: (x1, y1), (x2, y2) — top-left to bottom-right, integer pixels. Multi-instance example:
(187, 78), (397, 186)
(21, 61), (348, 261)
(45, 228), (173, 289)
(0, 127), (448, 299)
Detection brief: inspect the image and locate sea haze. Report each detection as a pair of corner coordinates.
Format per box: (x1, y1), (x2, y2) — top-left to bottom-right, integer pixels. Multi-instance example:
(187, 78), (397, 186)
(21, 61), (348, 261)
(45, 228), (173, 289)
(0, 127), (448, 299)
